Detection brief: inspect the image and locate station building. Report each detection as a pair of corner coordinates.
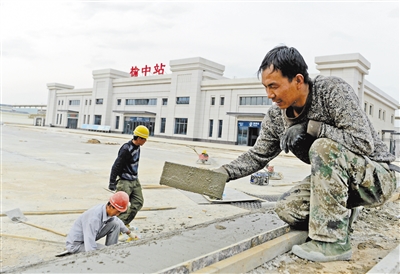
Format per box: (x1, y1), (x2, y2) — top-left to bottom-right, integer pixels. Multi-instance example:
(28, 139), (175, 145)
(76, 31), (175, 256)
(45, 53), (399, 147)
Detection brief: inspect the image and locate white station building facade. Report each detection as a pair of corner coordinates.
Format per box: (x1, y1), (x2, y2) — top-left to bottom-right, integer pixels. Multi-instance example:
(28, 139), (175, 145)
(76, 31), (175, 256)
(46, 53), (399, 147)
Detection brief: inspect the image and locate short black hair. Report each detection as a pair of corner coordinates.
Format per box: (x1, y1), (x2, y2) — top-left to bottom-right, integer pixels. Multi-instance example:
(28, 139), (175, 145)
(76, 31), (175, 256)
(257, 45), (311, 85)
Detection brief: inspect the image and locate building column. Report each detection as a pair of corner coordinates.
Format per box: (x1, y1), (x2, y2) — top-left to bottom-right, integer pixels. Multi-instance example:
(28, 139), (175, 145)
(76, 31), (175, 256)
(315, 53), (371, 106)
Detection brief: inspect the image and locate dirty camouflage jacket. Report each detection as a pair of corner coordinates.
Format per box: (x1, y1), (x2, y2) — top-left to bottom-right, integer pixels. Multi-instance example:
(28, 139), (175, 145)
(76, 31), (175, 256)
(223, 75), (395, 180)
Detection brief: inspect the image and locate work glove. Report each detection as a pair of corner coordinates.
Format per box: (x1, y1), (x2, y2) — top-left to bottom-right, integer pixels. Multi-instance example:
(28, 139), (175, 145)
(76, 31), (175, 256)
(280, 122), (316, 164)
(108, 183), (116, 191)
(212, 166), (230, 182)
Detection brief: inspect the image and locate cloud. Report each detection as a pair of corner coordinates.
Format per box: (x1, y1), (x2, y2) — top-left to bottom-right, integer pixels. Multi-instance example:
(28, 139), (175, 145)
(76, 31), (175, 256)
(1, 1), (398, 104)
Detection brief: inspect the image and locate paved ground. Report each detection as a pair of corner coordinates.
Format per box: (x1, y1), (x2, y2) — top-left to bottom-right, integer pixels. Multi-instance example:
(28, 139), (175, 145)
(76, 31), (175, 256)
(1, 124), (311, 273)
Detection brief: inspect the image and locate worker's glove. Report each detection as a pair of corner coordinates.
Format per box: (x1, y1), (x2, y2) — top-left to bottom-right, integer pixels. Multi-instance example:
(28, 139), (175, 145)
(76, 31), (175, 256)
(108, 183), (116, 191)
(212, 166), (230, 182)
(280, 122), (316, 164)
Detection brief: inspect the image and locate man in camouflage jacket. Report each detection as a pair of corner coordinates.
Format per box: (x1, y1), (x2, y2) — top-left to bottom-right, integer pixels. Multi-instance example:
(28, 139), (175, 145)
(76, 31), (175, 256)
(215, 45), (397, 262)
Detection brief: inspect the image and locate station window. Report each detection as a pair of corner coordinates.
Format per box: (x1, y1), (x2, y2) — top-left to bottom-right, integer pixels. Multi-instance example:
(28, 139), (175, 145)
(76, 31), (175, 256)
(369, 105), (373, 116)
(94, 115), (102, 125)
(174, 118), (188, 135)
(126, 99), (157, 105)
(117, 99), (121, 105)
(162, 98), (168, 105)
(211, 97), (215, 105)
(160, 118), (166, 133)
(239, 96), (272, 105)
(218, 120), (223, 138)
(209, 120), (214, 137)
(96, 99), (103, 105)
(176, 97), (190, 105)
(69, 100), (80, 106)
(220, 97), (225, 106)
(115, 116), (120, 129)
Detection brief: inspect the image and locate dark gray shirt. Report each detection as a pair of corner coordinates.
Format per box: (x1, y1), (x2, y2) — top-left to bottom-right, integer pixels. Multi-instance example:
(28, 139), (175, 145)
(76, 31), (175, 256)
(109, 140), (141, 185)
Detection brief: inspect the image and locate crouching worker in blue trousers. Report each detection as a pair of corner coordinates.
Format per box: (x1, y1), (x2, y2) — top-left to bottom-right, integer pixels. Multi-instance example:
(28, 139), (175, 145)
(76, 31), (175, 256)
(62, 191), (134, 255)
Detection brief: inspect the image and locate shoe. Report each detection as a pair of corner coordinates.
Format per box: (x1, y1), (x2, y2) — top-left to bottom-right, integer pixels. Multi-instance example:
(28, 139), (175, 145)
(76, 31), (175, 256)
(292, 238), (352, 262)
(55, 250), (72, 257)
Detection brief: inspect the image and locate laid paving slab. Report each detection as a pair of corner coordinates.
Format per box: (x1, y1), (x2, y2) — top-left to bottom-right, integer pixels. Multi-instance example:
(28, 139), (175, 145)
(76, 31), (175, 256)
(192, 231), (308, 273)
(5, 212), (288, 273)
(366, 244), (400, 274)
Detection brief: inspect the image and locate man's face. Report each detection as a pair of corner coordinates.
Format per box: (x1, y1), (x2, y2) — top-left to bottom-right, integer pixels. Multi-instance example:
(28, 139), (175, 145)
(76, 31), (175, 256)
(137, 137), (147, 146)
(261, 65), (302, 109)
(106, 204), (122, 217)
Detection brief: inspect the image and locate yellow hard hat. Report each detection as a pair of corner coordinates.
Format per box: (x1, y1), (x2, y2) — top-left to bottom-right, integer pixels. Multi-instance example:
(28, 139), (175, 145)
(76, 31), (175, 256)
(202, 150), (207, 154)
(133, 125), (149, 139)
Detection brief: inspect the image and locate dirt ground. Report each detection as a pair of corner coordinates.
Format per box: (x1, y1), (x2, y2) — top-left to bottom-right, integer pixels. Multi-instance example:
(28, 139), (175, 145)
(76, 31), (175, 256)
(249, 199), (400, 274)
(1, 124), (399, 273)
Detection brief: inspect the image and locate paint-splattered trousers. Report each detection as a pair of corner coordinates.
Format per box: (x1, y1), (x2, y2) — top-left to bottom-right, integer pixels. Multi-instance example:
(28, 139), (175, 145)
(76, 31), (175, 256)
(116, 179), (144, 226)
(275, 138), (396, 243)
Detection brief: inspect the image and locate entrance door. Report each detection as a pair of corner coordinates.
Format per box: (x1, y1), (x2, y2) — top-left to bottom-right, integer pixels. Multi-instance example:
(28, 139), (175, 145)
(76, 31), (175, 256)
(35, 118), (42, 126)
(123, 119), (155, 136)
(248, 127), (260, 146)
(237, 121), (261, 146)
(237, 124), (248, 146)
(67, 118), (78, 129)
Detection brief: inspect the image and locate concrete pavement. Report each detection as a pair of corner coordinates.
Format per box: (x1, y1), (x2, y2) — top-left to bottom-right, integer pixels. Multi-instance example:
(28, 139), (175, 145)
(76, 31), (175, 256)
(2, 124), (399, 273)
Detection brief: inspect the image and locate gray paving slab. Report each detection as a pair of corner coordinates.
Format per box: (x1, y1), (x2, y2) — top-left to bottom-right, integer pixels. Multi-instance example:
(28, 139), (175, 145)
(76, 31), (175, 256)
(366, 244), (400, 274)
(6, 212), (288, 273)
(159, 161), (227, 199)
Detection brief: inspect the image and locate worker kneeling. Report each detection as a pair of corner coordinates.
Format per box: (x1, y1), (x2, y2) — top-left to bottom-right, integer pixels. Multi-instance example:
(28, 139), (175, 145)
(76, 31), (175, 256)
(65, 191), (134, 254)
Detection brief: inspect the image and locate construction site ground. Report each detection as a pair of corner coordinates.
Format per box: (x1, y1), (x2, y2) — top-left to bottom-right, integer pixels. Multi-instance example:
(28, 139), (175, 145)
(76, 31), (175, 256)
(1, 124), (399, 273)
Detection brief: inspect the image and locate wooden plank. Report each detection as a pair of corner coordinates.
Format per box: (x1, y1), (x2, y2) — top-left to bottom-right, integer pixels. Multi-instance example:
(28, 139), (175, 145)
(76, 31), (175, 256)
(1, 207), (174, 217)
(191, 231), (308, 274)
(0, 233), (65, 245)
(142, 185), (171, 189)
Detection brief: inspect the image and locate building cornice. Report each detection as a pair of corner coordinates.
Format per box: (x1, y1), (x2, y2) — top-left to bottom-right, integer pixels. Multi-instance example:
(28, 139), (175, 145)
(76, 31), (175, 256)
(364, 80), (400, 110)
(315, 53), (371, 75)
(201, 78), (263, 91)
(113, 74), (172, 87)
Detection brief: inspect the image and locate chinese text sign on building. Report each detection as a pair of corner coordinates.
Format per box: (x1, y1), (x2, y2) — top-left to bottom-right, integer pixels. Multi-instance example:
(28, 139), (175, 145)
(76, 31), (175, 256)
(130, 63), (165, 77)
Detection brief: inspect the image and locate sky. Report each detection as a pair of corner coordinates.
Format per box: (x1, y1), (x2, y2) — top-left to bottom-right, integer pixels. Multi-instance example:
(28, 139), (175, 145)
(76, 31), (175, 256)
(1, 1), (399, 105)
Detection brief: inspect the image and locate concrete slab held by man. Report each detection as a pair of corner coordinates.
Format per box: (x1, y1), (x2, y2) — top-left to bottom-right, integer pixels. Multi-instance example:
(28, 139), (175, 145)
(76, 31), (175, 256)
(213, 45), (397, 262)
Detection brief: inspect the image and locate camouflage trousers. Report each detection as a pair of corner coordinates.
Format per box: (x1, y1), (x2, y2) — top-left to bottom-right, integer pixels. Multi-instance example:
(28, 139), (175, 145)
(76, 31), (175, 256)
(275, 138), (396, 243)
(116, 179), (144, 226)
